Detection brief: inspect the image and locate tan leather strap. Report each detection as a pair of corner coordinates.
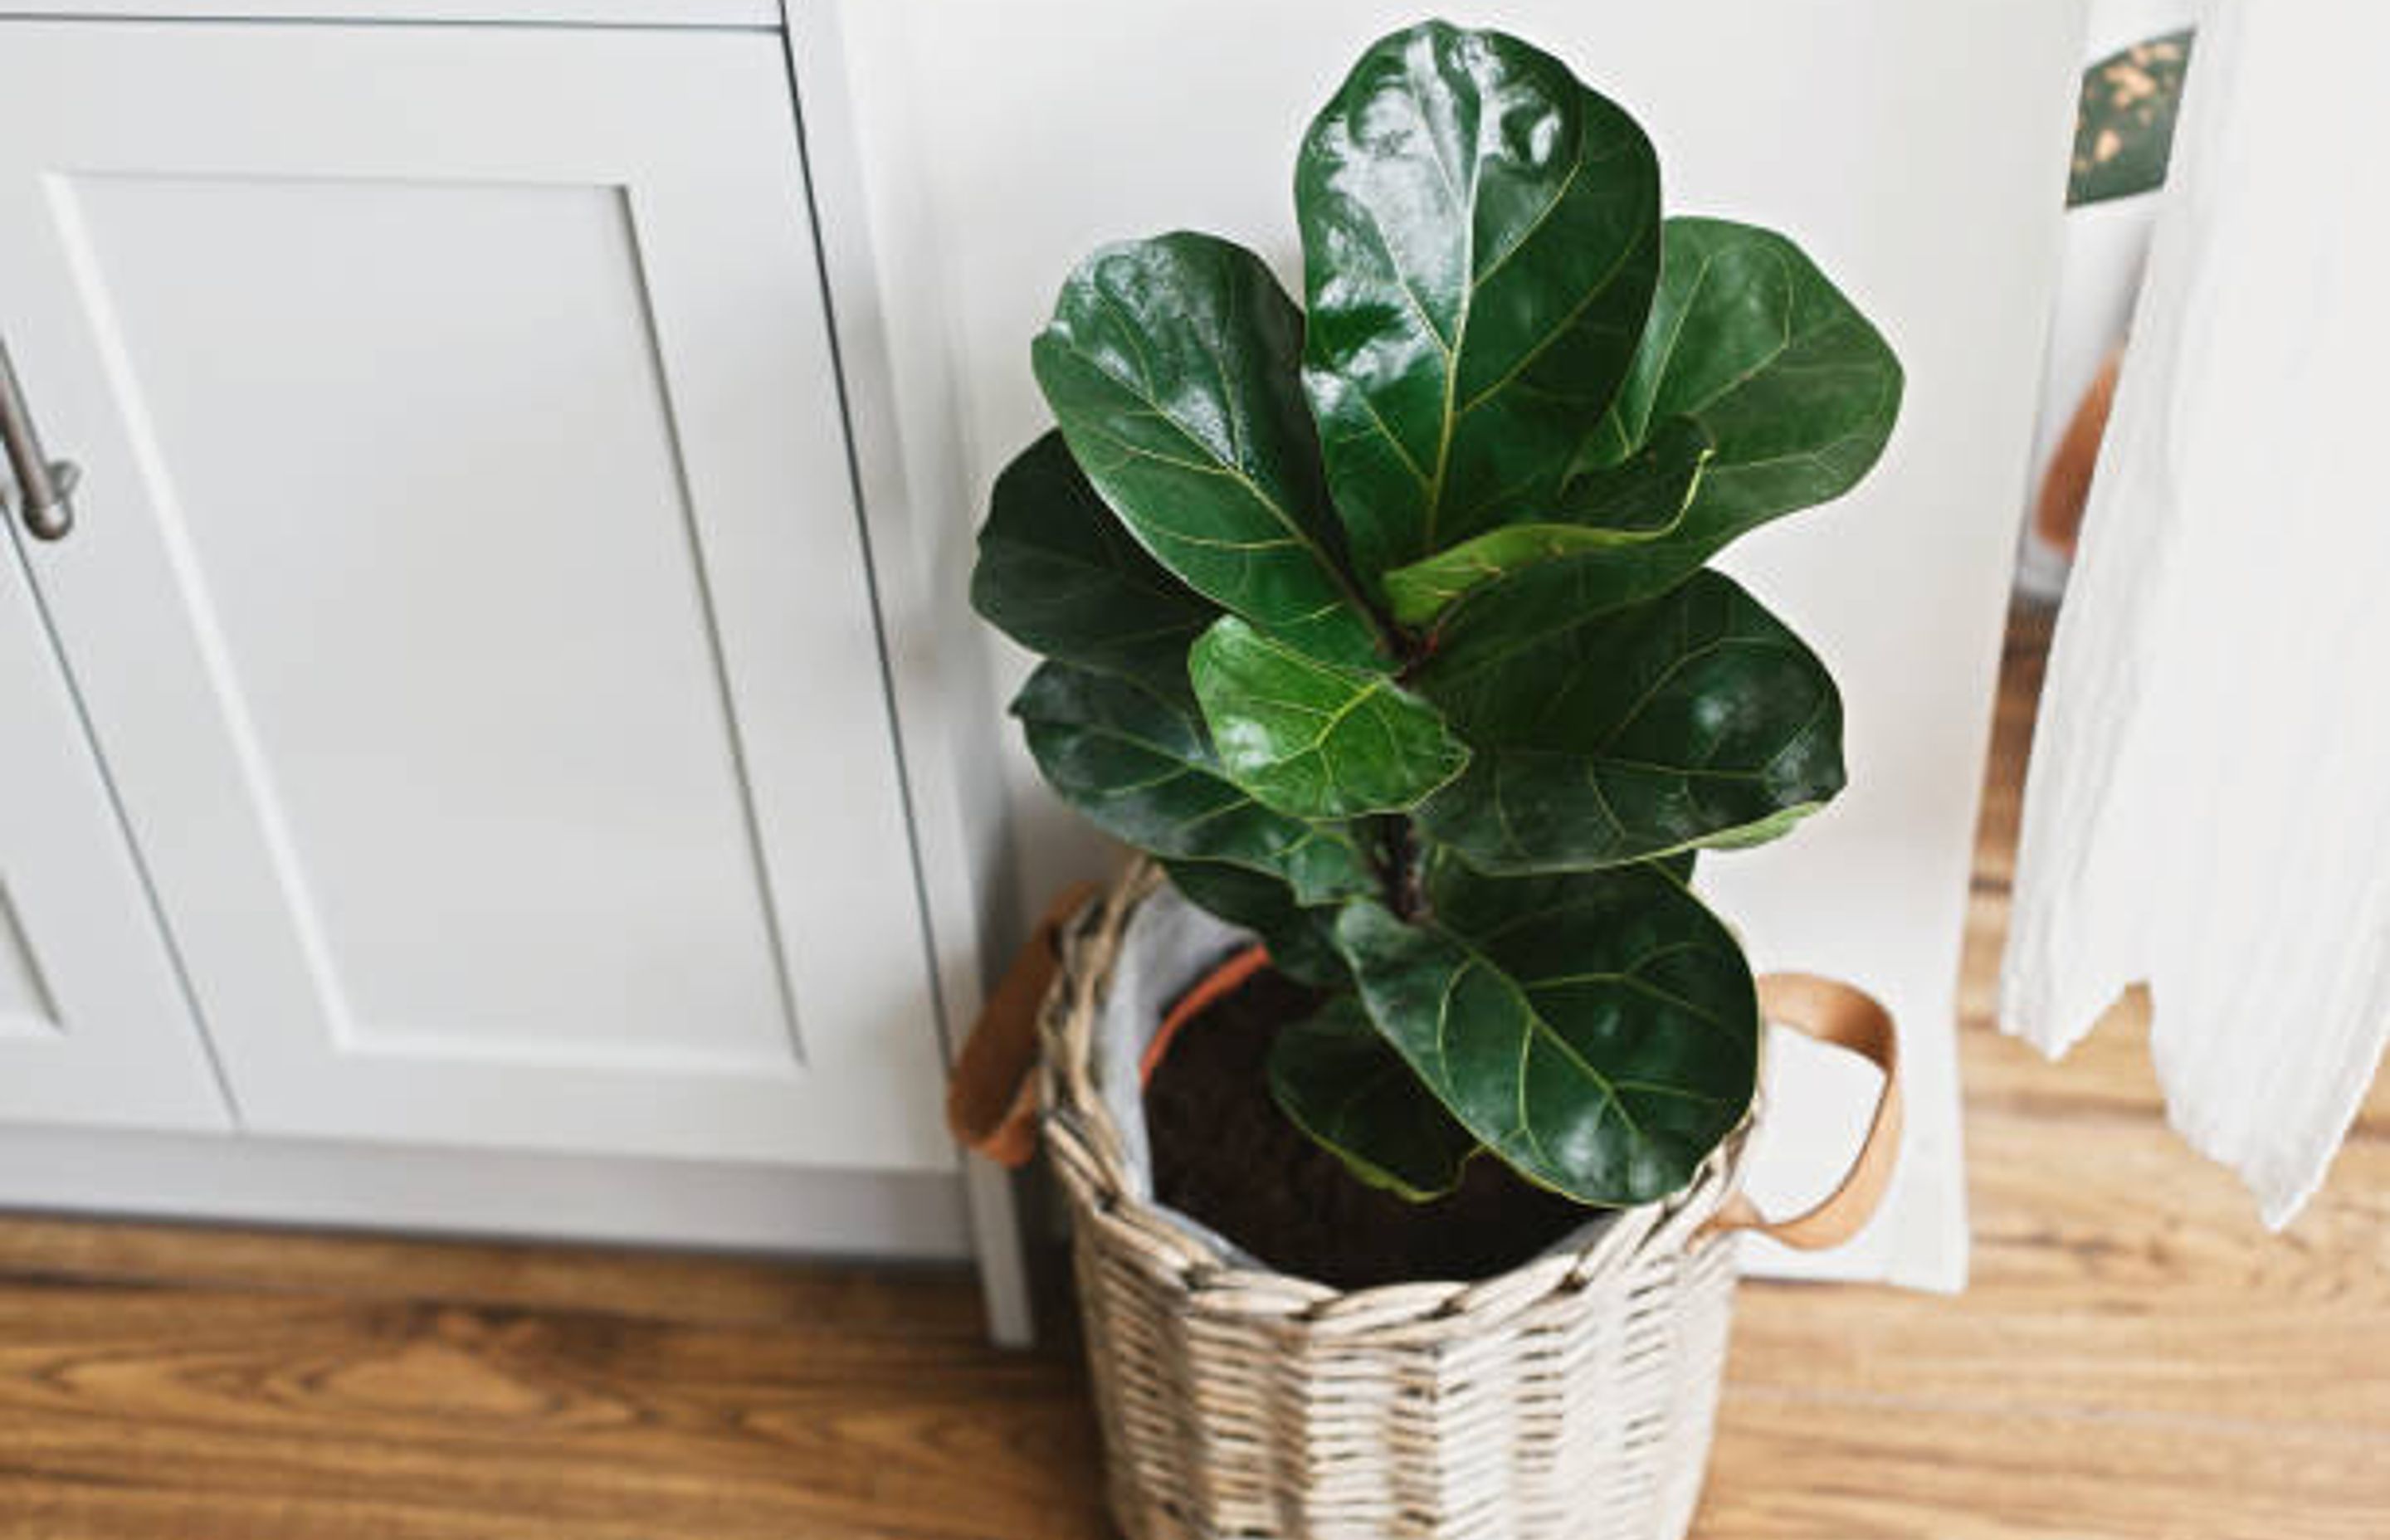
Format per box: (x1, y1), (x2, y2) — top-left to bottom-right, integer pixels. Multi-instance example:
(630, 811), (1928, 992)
(1703, 972), (1905, 1250)
(945, 883), (1099, 1168)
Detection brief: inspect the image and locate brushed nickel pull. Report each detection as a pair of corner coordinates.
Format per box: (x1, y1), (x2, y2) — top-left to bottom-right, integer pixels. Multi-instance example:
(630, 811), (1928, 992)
(0, 337), (78, 541)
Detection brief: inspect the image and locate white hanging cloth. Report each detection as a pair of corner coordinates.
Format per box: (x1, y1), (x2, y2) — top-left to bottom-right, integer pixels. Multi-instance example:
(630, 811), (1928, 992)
(2002, 0), (2390, 1226)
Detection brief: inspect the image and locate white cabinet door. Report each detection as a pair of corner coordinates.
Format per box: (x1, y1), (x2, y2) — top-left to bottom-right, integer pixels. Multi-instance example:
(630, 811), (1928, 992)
(0, 524), (228, 1131)
(0, 22), (954, 1172)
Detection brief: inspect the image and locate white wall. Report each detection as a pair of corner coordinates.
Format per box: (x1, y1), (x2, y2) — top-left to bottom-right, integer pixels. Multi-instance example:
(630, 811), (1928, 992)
(832, 0), (2090, 1289)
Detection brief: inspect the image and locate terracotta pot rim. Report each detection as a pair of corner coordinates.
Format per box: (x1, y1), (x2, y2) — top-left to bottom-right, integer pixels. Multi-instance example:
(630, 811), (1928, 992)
(1136, 940), (1271, 1086)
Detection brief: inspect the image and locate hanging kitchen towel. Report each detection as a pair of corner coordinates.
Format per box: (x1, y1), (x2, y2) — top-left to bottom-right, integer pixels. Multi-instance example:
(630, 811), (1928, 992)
(2002, 0), (2390, 1226)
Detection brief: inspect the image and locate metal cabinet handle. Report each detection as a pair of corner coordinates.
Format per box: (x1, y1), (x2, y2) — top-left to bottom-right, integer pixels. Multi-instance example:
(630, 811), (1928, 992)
(0, 337), (78, 541)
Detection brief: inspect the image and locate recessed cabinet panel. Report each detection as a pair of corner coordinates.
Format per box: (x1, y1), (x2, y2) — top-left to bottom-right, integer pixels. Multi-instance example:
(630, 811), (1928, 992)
(0, 529), (228, 1127)
(0, 22), (954, 1169)
(65, 173), (798, 1072)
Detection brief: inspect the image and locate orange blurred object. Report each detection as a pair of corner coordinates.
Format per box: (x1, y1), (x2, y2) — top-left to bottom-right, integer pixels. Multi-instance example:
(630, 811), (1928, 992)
(2036, 345), (2124, 558)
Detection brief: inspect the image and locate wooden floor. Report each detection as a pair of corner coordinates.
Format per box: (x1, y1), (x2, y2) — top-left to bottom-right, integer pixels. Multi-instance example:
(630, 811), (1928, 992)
(2, 604), (2384, 1540)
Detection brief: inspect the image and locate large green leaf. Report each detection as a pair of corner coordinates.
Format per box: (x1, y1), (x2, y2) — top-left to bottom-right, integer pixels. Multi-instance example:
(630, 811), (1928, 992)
(1297, 21), (1661, 579)
(1268, 993), (1478, 1200)
(1188, 616), (1469, 820)
(1011, 661), (1373, 905)
(1579, 218), (1901, 510)
(970, 431), (1214, 697)
(1032, 231), (1385, 667)
(1333, 859), (1758, 1205)
(1381, 417), (1712, 626)
(1416, 572), (1843, 872)
(1426, 217), (1900, 678)
(1160, 859), (1348, 987)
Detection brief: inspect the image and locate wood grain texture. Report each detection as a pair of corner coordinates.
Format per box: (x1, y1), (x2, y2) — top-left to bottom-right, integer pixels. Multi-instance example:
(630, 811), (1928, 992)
(0, 1240), (1104, 1540)
(0, 602), (2383, 1538)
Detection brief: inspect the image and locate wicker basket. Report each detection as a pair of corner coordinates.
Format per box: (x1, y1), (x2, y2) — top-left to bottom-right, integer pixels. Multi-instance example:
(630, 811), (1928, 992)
(1035, 863), (1749, 1540)
(968, 859), (1905, 1540)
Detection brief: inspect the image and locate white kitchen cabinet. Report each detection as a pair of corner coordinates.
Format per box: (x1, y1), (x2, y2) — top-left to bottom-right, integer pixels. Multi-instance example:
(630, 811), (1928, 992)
(0, 515), (229, 1132)
(0, 21), (956, 1173)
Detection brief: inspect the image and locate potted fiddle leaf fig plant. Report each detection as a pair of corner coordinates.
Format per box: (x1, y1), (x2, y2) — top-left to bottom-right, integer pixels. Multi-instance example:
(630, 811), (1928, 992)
(962, 20), (1906, 1540)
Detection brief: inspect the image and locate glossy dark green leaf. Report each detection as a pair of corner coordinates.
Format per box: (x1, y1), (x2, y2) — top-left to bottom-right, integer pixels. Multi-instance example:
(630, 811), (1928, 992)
(1427, 217), (1900, 682)
(1268, 993), (1479, 1200)
(1032, 232), (1385, 668)
(1011, 661), (1373, 905)
(1381, 417), (1712, 626)
(1332, 858), (1758, 1205)
(1416, 572), (1843, 872)
(970, 431), (1214, 698)
(1297, 21), (1661, 579)
(2070, 29), (2194, 207)
(1188, 616), (1469, 820)
(1161, 859), (1349, 987)
(1577, 217), (1901, 530)
(1651, 848), (1699, 885)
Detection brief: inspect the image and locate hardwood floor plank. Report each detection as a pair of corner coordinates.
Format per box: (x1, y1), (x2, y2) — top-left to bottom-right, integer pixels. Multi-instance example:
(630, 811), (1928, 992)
(1697, 1386), (2388, 1540)
(0, 1279), (1105, 1540)
(1731, 1176), (2390, 1435)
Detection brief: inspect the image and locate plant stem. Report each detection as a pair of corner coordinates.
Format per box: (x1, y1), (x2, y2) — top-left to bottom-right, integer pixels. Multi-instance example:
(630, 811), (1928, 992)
(1369, 815), (1426, 922)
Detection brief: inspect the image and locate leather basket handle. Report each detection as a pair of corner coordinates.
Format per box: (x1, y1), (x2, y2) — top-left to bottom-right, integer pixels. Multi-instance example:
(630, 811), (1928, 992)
(945, 883), (1098, 1168)
(1703, 972), (1905, 1250)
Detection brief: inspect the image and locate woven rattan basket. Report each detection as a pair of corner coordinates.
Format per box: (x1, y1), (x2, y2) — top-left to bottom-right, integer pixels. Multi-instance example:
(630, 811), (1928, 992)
(1035, 862), (1751, 1540)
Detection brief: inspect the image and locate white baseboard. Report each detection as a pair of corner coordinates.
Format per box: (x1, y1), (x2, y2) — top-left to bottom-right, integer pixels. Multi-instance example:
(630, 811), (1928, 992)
(0, 1122), (972, 1260)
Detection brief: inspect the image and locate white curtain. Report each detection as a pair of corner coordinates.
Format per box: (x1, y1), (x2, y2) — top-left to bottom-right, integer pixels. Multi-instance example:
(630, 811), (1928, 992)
(2002, 0), (2390, 1226)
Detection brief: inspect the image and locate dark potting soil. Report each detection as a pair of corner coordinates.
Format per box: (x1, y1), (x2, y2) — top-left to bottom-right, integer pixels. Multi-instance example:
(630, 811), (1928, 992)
(1144, 963), (1595, 1290)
